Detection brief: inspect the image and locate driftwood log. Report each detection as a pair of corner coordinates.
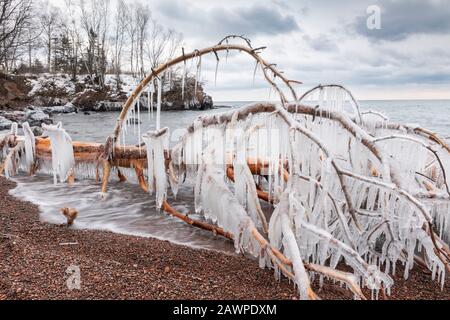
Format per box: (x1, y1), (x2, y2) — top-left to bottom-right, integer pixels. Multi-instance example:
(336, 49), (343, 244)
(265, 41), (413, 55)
(1, 37), (449, 300)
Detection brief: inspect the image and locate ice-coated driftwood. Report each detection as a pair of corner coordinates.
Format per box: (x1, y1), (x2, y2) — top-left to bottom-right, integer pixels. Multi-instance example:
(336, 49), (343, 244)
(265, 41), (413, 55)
(1, 37), (449, 300)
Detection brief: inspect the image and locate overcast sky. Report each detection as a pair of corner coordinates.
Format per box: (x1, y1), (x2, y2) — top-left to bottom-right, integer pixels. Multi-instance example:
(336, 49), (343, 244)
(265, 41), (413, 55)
(53, 0), (450, 101)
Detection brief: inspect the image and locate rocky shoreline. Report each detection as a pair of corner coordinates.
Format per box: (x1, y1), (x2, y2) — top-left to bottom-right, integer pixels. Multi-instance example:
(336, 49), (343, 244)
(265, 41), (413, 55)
(0, 176), (449, 300)
(0, 72), (217, 131)
(0, 102), (81, 132)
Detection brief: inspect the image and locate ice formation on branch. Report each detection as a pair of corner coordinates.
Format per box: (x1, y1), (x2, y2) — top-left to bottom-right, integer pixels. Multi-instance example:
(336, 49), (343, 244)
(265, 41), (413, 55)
(233, 124), (268, 232)
(0, 122), (22, 178)
(1, 37), (449, 300)
(10, 122), (18, 136)
(195, 146), (261, 255)
(168, 98), (450, 298)
(143, 128), (169, 208)
(181, 61), (186, 101)
(22, 122), (35, 171)
(42, 123), (75, 184)
(299, 84), (363, 123)
(156, 77), (162, 130)
(145, 78), (154, 120)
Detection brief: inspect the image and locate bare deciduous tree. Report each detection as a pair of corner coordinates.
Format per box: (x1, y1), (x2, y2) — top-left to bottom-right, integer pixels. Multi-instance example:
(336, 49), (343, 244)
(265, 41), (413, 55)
(1, 0), (184, 84)
(146, 18), (183, 70)
(40, 1), (60, 72)
(111, 0), (127, 88)
(0, 0), (34, 72)
(122, 2), (137, 77)
(135, 2), (150, 79)
(79, 0), (110, 88)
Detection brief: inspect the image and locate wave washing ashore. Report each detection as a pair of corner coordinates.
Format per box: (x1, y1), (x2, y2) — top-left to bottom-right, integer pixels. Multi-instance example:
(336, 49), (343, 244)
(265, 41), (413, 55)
(1, 38), (450, 300)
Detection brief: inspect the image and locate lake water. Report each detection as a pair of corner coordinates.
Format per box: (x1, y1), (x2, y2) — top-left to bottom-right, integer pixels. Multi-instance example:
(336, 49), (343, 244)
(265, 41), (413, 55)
(10, 100), (450, 252)
(358, 100), (450, 138)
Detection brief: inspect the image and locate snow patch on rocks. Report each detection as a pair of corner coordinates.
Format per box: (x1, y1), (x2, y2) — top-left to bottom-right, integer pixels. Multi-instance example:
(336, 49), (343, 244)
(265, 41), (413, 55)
(41, 102), (77, 114)
(27, 73), (76, 97)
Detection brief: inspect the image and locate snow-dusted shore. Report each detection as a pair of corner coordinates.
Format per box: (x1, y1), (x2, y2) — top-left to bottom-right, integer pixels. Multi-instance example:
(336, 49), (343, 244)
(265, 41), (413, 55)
(0, 72), (215, 131)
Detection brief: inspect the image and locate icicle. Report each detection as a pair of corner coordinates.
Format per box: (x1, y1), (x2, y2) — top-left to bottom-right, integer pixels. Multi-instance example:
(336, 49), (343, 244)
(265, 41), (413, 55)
(132, 102), (136, 135)
(147, 82), (152, 120)
(137, 94), (142, 154)
(143, 128), (169, 208)
(121, 121), (126, 151)
(214, 58), (219, 87)
(22, 122), (35, 171)
(10, 122), (18, 136)
(168, 67), (172, 90)
(3, 151), (16, 179)
(1, 122), (21, 179)
(194, 55), (202, 98)
(42, 123), (75, 184)
(185, 119), (203, 172)
(150, 79), (154, 119)
(252, 61), (259, 86)
(181, 61), (186, 100)
(280, 211), (313, 300)
(156, 77), (162, 130)
(194, 162), (205, 213)
(197, 146), (257, 254)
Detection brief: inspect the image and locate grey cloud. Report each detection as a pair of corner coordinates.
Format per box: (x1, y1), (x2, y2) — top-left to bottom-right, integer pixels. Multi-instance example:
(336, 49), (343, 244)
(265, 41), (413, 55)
(288, 50), (450, 87)
(157, 1), (299, 38)
(401, 72), (450, 84)
(352, 0), (450, 41)
(302, 34), (338, 52)
(150, 0), (450, 99)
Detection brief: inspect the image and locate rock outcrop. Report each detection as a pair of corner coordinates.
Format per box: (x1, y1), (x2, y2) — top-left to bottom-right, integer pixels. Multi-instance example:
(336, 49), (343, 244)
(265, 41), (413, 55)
(158, 76), (213, 111)
(0, 106), (53, 131)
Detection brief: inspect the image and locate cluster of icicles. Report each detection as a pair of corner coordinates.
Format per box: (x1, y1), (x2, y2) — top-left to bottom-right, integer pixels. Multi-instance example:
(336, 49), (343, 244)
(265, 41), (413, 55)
(120, 63), (202, 149)
(1, 84), (449, 300)
(151, 85), (449, 299)
(0, 122), (75, 182)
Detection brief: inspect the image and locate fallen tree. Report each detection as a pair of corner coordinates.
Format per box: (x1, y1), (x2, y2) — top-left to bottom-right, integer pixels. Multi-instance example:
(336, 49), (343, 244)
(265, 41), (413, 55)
(1, 37), (449, 300)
